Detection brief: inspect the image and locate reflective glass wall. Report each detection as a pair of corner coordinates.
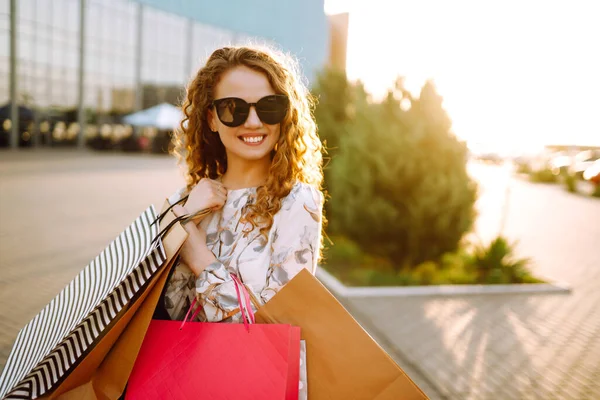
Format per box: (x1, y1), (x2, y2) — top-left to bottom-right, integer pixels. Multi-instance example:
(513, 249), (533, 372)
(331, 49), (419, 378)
(17, 0), (80, 109)
(0, 0), (318, 148)
(0, 0), (9, 105)
(85, 0), (137, 114)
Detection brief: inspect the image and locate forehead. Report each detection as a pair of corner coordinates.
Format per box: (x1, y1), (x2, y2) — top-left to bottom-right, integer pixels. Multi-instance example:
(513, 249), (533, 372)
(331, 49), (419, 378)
(214, 66), (275, 102)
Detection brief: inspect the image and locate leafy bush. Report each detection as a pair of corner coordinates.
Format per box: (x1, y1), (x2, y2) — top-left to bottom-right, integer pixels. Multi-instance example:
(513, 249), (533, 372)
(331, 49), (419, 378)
(314, 72), (477, 270)
(470, 236), (540, 284)
(322, 235), (542, 286)
(563, 173), (577, 193)
(312, 69), (355, 220)
(515, 162), (532, 174)
(529, 168), (557, 183)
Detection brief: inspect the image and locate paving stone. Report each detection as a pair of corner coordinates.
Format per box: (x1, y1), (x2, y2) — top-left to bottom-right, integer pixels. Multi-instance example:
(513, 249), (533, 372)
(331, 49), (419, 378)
(346, 164), (600, 399)
(2, 153), (600, 399)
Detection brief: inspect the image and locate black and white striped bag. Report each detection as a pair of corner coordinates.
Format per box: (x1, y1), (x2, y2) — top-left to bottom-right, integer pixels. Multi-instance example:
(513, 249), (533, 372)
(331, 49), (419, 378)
(0, 206), (168, 400)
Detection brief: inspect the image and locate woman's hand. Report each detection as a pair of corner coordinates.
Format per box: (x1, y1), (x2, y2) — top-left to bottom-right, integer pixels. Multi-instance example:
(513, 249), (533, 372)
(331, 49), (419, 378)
(169, 179), (224, 276)
(176, 218), (216, 277)
(183, 178), (227, 223)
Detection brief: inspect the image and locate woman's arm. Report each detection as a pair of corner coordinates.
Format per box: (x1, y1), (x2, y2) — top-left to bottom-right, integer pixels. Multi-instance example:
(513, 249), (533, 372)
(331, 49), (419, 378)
(168, 178), (227, 276)
(171, 204), (218, 276)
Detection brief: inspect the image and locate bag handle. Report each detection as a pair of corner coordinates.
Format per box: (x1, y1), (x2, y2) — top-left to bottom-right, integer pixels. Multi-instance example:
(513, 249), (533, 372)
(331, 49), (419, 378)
(151, 207), (211, 246)
(231, 274), (256, 326)
(180, 298), (203, 330)
(179, 273), (255, 332)
(151, 195), (188, 226)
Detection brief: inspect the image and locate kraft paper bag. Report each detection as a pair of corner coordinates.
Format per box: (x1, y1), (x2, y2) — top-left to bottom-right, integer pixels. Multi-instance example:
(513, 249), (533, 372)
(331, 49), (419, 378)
(254, 269), (429, 400)
(42, 200), (188, 400)
(49, 254), (180, 400)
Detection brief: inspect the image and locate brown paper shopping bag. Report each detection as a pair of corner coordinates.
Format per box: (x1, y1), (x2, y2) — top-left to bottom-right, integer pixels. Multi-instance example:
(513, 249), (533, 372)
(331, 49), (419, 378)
(254, 269), (429, 400)
(48, 253), (179, 400)
(42, 200), (188, 400)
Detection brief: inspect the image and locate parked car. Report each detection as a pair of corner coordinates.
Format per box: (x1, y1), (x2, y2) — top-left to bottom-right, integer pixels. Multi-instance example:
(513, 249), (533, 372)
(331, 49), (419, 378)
(549, 153), (571, 176)
(573, 150), (600, 179)
(583, 160), (600, 185)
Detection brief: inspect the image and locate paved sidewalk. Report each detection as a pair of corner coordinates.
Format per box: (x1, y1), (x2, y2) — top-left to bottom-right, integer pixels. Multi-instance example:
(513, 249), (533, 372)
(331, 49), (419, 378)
(0, 149), (439, 397)
(345, 165), (600, 399)
(1, 152), (598, 399)
(0, 150), (185, 373)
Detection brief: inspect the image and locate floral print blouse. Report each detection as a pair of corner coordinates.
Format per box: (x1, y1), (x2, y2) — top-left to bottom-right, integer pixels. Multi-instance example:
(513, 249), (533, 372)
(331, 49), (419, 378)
(163, 182), (323, 323)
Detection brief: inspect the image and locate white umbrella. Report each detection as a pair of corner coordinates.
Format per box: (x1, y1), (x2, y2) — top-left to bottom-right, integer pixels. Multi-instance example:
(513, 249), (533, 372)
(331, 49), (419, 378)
(123, 103), (182, 130)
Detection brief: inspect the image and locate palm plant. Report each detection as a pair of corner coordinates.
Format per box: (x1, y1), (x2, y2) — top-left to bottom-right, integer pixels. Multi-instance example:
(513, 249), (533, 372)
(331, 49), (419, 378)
(471, 237), (536, 284)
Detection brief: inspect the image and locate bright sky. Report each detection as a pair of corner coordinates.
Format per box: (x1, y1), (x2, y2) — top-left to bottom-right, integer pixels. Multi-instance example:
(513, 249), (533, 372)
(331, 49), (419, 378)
(324, 0), (600, 151)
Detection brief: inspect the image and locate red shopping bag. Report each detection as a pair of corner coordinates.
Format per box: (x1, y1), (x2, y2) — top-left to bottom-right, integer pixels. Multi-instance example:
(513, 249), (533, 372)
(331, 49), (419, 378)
(126, 274), (301, 400)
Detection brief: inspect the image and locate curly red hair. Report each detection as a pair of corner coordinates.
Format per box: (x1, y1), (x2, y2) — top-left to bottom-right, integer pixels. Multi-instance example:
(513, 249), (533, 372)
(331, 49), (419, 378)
(172, 45), (325, 250)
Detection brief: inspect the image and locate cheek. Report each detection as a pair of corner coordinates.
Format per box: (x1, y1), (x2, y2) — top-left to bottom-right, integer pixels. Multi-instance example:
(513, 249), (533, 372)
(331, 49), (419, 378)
(270, 125), (281, 141)
(217, 126), (239, 143)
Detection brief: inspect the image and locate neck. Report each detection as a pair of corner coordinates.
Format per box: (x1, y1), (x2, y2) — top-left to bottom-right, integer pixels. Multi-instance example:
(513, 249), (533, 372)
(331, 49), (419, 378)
(221, 156), (271, 190)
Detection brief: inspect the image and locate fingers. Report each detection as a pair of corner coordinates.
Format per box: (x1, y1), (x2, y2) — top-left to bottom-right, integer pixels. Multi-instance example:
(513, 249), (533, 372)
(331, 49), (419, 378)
(208, 180), (227, 200)
(212, 192), (227, 210)
(189, 178), (227, 215)
(201, 178), (227, 195)
(202, 179), (227, 210)
(215, 184), (227, 197)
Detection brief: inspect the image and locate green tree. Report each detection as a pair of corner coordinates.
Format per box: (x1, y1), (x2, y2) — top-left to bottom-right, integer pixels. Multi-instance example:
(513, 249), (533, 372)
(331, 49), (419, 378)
(317, 76), (477, 270)
(312, 68), (355, 222)
(312, 68), (354, 152)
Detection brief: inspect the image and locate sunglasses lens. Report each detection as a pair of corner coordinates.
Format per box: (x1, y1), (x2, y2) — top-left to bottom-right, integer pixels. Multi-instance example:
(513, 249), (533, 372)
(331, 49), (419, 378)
(215, 98), (248, 127)
(214, 95), (289, 127)
(256, 95), (289, 124)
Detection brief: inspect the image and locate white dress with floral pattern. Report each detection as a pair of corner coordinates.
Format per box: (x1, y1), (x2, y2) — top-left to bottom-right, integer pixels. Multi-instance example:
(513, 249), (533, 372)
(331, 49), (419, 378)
(163, 181), (323, 324)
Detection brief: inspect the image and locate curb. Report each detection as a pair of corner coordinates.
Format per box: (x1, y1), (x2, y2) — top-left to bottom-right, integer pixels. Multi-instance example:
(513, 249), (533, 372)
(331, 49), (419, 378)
(315, 268), (571, 298)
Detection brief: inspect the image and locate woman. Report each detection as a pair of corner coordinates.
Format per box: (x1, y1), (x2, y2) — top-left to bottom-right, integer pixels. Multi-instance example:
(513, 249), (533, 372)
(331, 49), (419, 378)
(159, 45), (325, 324)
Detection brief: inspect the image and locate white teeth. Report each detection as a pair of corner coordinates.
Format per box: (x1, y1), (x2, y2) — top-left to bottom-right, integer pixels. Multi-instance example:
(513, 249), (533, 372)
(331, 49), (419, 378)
(242, 136), (264, 143)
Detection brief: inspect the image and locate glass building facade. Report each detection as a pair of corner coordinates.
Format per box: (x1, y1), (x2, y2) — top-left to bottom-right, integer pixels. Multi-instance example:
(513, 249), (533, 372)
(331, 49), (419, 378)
(0, 0), (328, 148)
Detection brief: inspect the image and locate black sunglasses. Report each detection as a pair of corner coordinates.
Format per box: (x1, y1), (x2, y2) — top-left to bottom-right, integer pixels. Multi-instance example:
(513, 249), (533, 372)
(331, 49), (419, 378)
(211, 95), (289, 127)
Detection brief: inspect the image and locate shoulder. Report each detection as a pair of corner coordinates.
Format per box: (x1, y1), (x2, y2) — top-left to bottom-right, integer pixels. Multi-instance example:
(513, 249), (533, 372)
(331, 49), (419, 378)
(279, 182), (323, 219)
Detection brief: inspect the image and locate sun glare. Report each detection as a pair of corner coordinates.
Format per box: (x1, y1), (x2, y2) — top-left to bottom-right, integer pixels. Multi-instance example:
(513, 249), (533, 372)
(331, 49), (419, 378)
(326, 0), (600, 150)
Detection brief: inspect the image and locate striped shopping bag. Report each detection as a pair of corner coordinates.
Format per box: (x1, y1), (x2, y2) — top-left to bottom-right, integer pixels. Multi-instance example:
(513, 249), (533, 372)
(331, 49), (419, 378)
(0, 206), (170, 400)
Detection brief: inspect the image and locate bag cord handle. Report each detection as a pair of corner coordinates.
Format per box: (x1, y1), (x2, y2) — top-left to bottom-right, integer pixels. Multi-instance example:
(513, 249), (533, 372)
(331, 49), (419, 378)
(179, 273), (255, 332)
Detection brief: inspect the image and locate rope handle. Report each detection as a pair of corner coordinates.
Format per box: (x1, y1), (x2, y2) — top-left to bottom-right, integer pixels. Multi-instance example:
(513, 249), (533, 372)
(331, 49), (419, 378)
(150, 193), (215, 246)
(179, 273), (255, 332)
(151, 195), (188, 227)
(231, 274), (256, 328)
(151, 207), (211, 247)
(179, 298), (203, 330)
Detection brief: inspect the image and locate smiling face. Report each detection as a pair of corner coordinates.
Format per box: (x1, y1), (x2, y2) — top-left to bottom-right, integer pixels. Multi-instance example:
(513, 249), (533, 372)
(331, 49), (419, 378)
(208, 66), (281, 165)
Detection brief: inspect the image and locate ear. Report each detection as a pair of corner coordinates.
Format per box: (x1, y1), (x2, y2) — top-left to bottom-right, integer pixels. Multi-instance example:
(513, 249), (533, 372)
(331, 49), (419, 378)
(207, 108), (218, 132)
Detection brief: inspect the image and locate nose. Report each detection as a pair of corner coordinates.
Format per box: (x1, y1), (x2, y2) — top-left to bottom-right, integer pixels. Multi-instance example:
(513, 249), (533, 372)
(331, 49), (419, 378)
(244, 106), (262, 129)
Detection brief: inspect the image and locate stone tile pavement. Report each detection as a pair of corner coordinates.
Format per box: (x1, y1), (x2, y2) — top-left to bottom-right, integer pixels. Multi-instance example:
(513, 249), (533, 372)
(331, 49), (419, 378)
(345, 164), (600, 399)
(0, 150), (185, 374)
(0, 151), (598, 399)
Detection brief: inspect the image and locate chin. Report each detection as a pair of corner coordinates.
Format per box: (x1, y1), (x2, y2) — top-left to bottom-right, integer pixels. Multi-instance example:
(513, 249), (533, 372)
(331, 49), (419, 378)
(226, 137), (277, 161)
(228, 145), (274, 162)
(238, 150), (273, 161)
